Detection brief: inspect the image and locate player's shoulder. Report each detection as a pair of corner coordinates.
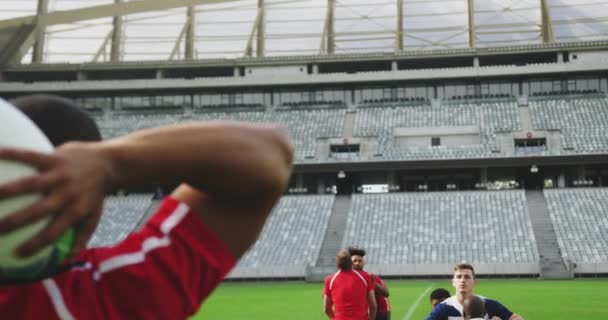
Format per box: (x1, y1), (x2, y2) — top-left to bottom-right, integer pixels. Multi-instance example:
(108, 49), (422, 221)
(482, 296), (514, 319)
(482, 297), (506, 308)
(325, 270), (341, 281)
(426, 297), (460, 319)
(353, 269), (372, 281)
(442, 297), (465, 313)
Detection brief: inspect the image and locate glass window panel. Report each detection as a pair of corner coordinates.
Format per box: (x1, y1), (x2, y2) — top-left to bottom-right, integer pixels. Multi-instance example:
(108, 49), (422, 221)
(1, 0), (37, 20)
(475, 0), (541, 47)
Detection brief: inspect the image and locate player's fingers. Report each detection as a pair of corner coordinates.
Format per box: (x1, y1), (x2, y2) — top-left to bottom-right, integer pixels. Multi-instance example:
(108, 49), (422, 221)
(15, 210), (74, 258)
(17, 198), (88, 257)
(0, 170), (65, 199)
(0, 187), (68, 234)
(0, 148), (56, 170)
(69, 205), (102, 259)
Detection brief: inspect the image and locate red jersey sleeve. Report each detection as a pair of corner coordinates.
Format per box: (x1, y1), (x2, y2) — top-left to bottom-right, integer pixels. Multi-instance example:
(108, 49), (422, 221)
(366, 272), (375, 292)
(323, 275), (331, 296)
(50, 196), (236, 320)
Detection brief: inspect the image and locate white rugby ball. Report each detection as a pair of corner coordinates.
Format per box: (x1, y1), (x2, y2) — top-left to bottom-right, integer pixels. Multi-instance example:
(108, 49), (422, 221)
(0, 98), (56, 278)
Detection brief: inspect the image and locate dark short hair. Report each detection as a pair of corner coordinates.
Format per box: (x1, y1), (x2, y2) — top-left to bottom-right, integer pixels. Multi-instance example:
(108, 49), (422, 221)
(336, 248), (352, 271)
(10, 94), (101, 146)
(430, 288), (451, 302)
(454, 263), (476, 278)
(347, 246), (366, 257)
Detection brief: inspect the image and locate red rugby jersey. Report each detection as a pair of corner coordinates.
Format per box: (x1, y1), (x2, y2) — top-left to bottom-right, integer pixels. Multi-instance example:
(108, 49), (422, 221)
(0, 196), (236, 320)
(323, 269), (375, 320)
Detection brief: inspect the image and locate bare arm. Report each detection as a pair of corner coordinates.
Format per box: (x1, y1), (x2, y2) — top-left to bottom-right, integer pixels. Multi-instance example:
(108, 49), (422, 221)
(367, 290), (377, 320)
(508, 314), (524, 320)
(98, 121), (293, 257)
(324, 295), (334, 319)
(0, 121), (293, 258)
(371, 274), (389, 297)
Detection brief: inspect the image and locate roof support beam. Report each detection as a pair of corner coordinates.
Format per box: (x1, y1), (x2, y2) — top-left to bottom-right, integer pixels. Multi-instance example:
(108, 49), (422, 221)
(321, 0), (335, 54)
(185, 5), (196, 59)
(0, 24), (36, 66)
(467, 0), (476, 48)
(110, 0), (123, 62)
(32, 0), (48, 63)
(540, 0), (555, 43)
(396, 0), (403, 51)
(245, 8), (262, 57)
(0, 0), (241, 30)
(169, 19), (191, 60)
(92, 31), (113, 62)
(256, 0), (265, 57)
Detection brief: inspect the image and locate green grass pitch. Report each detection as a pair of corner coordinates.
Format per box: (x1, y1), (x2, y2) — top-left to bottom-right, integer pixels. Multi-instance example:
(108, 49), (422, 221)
(192, 279), (608, 320)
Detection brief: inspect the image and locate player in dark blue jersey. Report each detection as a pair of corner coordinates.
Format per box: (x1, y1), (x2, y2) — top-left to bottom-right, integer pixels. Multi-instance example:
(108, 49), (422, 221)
(426, 264), (523, 320)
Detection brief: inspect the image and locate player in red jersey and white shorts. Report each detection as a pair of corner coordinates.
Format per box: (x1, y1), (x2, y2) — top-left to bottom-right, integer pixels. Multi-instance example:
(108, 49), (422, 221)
(0, 95), (293, 319)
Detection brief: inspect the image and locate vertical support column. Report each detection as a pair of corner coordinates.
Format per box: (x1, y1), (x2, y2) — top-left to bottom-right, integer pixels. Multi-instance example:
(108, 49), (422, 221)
(256, 0), (265, 57)
(327, 0), (335, 54)
(558, 173), (566, 188)
(388, 170), (399, 191)
(396, 0), (403, 51)
(77, 71), (87, 80)
(480, 167), (488, 187)
(318, 176), (327, 194)
(185, 5), (196, 59)
(32, 0), (49, 63)
(577, 165), (586, 182)
(391, 61), (398, 71)
(110, 0), (123, 63)
(296, 173), (305, 190)
(467, 0), (475, 48)
(540, 0), (555, 44)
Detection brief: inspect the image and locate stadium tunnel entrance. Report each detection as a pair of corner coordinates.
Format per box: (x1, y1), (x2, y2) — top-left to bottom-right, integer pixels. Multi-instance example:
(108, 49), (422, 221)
(336, 171), (360, 194)
(517, 166), (544, 190)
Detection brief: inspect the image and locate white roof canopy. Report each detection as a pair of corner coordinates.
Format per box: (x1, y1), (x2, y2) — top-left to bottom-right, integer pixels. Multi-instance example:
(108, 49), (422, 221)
(1, 0), (607, 64)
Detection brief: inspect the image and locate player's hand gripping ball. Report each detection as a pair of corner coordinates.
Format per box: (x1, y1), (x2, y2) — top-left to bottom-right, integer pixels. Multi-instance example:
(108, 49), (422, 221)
(0, 98), (74, 281)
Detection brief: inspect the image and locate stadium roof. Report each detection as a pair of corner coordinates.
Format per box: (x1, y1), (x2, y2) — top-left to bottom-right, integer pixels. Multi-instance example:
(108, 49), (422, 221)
(1, 0), (608, 64)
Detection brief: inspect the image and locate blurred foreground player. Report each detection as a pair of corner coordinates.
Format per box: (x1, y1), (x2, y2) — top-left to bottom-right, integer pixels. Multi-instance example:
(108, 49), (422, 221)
(0, 94), (293, 319)
(463, 295), (486, 320)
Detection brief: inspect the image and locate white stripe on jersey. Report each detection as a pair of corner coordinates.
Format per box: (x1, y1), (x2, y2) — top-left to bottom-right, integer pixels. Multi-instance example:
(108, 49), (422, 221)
(353, 270), (368, 288)
(91, 202), (189, 280)
(160, 203), (189, 234)
(42, 279), (75, 320)
(328, 270), (341, 290)
(92, 236), (171, 281)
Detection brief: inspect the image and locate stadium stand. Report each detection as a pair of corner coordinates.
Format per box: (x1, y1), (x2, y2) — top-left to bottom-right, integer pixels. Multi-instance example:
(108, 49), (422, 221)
(84, 94), (608, 163)
(341, 191), (539, 275)
(544, 188), (608, 273)
(228, 195), (335, 278)
(353, 101), (520, 160)
(529, 96), (608, 154)
(88, 194), (154, 248)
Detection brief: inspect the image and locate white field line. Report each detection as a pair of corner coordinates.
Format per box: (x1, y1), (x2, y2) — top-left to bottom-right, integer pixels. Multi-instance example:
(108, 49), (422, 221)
(402, 283), (435, 320)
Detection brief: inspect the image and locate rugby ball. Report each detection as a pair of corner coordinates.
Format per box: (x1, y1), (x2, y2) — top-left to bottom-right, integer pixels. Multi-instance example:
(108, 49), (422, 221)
(0, 98), (73, 280)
